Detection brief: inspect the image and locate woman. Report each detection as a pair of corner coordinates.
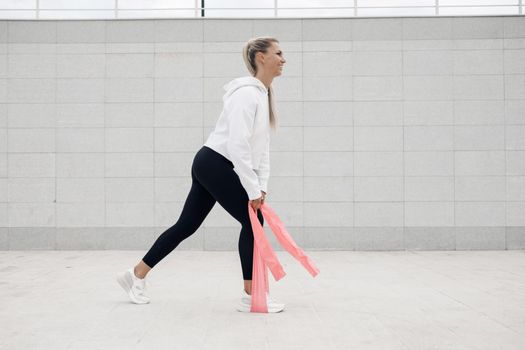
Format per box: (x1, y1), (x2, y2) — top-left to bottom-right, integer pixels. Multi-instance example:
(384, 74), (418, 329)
(117, 37), (286, 313)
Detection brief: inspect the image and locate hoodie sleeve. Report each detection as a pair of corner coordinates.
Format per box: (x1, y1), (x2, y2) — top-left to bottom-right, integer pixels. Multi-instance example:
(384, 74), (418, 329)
(254, 141), (270, 193)
(225, 87), (263, 200)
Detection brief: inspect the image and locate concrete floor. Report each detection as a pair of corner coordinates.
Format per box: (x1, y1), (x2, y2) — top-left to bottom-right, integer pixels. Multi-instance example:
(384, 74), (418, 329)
(1, 250), (524, 350)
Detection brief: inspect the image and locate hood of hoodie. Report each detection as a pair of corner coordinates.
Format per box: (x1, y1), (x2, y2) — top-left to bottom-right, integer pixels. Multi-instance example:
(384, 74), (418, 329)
(222, 76), (268, 101)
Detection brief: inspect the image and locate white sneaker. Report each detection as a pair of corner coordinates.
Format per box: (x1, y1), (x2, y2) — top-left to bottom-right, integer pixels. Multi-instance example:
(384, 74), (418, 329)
(237, 290), (285, 313)
(116, 268), (150, 304)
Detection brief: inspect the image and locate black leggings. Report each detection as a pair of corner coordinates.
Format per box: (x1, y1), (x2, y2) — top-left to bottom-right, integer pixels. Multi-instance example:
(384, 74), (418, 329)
(142, 146), (263, 280)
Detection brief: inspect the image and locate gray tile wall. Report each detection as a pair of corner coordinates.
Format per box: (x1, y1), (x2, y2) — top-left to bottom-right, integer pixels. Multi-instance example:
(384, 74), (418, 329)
(0, 17), (524, 251)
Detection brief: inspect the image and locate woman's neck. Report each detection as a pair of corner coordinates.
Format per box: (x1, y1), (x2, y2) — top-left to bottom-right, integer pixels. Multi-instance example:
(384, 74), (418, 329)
(254, 73), (273, 89)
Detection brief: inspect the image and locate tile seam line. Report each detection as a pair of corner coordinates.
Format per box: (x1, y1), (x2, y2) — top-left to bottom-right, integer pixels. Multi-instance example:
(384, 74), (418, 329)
(503, 29), (508, 248)
(401, 18), (405, 249)
(103, 20), (107, 229)
(53, 20), (57, 247)
(5, 21), (9, 240)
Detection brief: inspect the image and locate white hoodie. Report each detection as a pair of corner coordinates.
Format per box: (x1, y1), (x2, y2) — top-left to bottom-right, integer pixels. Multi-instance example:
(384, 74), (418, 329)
(204, 76), (271, 200)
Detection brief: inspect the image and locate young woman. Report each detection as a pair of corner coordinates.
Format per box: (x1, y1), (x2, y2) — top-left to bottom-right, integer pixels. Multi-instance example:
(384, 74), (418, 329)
(117, 37), (287, 312)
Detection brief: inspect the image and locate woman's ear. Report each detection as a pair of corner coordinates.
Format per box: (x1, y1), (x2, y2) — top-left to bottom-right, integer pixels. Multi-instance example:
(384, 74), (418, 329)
(255, 51), (265, 67)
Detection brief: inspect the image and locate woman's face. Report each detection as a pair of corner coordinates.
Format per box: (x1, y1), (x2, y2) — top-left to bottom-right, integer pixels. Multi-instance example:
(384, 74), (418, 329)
(258, 42), (286, 77)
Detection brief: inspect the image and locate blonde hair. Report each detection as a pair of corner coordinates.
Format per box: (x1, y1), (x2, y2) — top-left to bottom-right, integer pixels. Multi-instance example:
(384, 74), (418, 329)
(242, 37), (279, 130)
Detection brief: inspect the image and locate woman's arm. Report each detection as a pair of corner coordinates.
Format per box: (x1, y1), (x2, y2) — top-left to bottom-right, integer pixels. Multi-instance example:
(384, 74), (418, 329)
(225, 88), (263, 200)
(255, 142), (270, 195)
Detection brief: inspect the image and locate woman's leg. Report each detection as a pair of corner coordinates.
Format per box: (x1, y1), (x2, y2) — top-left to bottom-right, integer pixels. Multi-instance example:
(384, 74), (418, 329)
(138, 167), (216, 276)
(239, 210), (264, 294)
(193, 147), (264, 289)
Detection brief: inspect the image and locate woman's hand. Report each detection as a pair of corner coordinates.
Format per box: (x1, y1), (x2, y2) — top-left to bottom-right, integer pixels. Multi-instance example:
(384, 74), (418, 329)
(250, 191), (267, 211)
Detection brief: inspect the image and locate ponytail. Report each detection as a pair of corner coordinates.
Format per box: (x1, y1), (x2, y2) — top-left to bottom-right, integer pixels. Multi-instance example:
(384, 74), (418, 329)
(242, 37), (279, 130)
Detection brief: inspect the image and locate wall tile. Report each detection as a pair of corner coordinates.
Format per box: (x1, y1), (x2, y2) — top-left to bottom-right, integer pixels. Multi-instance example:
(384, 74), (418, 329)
(57, 153), (104, 178)
(355, 127), (403, 151)
(507, 202), (525, 226)
(405, 202), (454, 227)
(353, 51), (402, 75)
(8, 129), (54, 153)
(4, 103), (57, 128)
(253, 19), (302, 41)
(303, 52), (351, 76)
(8, 227), (56, 249)
(454, 126), (504, 151)
(57, 104), (104, 128)
(405, 177), (454, 201)
(455, 176), (506, 201)
(453, 50), (503, 75)
(304, 127), (353, 151)
(506, 125), (525, 150)
(155, 52), (204, 78)
(303, 102), (352, 126)
(57, 54), (105, 78)
(106, 53), (154, 78)
(106, 202), (154, 226)
(404, 101), (453, 125)
(106, 21), (155, 43)
(8, 78), (55, 103)
(505, 100), (525, 124)
(57, 79), (104, 103)
(154, 128), (202, 152)
(303, 76), (351, 101)
(9, 203), (55, 227)
(57, 21), (105, 43)
(454, 75), (504, 100)
(105, 178), (154, 202)
(354, 177), (403, 202)
(105, 153), (154, 178)
(8, 22), (56, 43)
(354, 227), (404, 250)
(304, 177), (352, 202)
(455, 151), (505, 176)
(354, 101), (402, 126)
(353, 19), (402, 41)
(106, 103), (154, 128)
(504, 75), (525, 99)
(405, 126), (454, 151)
(404, 227), (455, 250)
(57, 128), (104, 153)
(8, 153), (55, 178)
(354, 202), (403, 226)
(452, 17), (504, 39)
(106, 78), (154, 102)
(155, 20), (203, 42)
(304, 202), (352, 227)
(303, 19), (352, 41)
(304, 152), (353, 177)
(203, 20), (252, 42)
(355, 152), (403, 177)
(353, 76), (402, 101)
(455, 202), (505, 226)
(456, 227), (505, 250)
(404, 76), (453, 100)
(507, 176), (525, 201)
(507, 151), (525, 175)
(105, 128), (153, 152)
(403, 18), (453, 40)
(506, 227), (525, 249)
(8, 54), (55, 78)
(403, 50), (453, 75)
(454, 100), (504, 125)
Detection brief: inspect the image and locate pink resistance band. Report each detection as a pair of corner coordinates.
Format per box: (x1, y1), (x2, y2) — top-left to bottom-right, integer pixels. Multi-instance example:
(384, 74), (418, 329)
(248, 203), (320, 313)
